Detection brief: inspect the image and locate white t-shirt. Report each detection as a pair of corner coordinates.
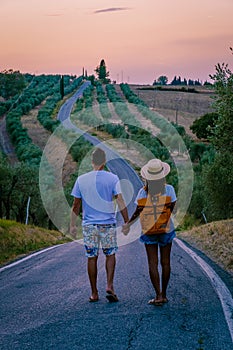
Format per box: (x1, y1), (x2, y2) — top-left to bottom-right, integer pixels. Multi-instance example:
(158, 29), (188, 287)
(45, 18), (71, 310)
(71, 170), (121, 225)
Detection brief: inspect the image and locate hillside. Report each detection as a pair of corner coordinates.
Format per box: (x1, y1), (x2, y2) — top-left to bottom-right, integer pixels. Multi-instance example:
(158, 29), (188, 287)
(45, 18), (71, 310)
(177, 219), (233, 275)
(0, 219), (71, 266)
(128, 84), (214, 136)
(1, 83), (214, 167)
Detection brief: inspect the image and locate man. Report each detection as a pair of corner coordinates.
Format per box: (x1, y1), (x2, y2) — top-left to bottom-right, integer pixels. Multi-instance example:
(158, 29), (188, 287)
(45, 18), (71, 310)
(70, 147), (129, 302)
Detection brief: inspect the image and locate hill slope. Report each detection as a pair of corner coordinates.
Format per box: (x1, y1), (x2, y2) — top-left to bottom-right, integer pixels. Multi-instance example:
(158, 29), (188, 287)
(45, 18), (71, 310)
(0, 219), (71, 266)
(177, 219), (233, 275)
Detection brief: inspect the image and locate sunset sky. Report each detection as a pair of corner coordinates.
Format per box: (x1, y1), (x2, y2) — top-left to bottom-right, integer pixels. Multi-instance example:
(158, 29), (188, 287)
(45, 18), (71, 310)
(1, 0), (233, 84)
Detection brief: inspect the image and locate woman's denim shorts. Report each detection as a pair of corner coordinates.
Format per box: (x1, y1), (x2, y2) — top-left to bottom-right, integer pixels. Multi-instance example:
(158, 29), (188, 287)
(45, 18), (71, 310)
(140, 230), (176, 247)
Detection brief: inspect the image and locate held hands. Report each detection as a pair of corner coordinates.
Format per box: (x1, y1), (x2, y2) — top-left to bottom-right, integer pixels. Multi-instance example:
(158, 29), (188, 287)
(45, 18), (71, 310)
(121, 223), (130, 235)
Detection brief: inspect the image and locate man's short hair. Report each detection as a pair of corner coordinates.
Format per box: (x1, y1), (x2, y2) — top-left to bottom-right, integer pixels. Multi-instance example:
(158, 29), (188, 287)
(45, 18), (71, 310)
(92, 148), (106, 165)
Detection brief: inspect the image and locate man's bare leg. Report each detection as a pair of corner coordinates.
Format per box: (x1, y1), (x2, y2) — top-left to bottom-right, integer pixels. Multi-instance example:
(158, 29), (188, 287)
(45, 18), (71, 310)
(105, 254), (116, 294)
(87, 256), (99, 300)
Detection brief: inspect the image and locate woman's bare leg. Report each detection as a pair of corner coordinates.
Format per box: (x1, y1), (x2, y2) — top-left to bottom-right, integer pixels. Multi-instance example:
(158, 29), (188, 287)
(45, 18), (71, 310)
(145, 244), (162, 302)
(160, 242), (172, 301)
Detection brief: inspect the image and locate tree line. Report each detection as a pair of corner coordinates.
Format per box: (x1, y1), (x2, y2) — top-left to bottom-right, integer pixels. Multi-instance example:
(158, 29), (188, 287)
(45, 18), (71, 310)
(153, 75), (212, 87)
(190, 63), (233, 221)
(0, 71), (85, 227)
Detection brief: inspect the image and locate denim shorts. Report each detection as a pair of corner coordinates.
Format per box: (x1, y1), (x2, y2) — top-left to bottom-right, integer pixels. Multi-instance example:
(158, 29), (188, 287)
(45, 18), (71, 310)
(140, 230), (176, 247)
(82, 224), (118, 258)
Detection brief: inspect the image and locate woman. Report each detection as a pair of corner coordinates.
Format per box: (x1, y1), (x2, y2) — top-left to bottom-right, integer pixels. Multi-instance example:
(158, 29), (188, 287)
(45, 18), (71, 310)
(125, 158), (177, 305)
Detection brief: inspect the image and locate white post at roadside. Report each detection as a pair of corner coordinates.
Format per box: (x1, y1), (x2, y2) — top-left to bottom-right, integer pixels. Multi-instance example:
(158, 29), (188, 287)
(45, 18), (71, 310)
(25, 196), (31, 225)
(201, 210), (207, 224)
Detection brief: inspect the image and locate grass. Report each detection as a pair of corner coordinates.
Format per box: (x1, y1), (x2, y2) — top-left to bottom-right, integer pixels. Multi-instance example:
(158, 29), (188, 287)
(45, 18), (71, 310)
(0, 219), (71, 266)
(177, 219), (233, 275)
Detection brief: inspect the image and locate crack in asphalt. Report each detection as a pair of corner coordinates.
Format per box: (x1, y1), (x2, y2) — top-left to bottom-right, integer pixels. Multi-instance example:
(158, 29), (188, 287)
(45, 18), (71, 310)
(126, 315), (144, 350)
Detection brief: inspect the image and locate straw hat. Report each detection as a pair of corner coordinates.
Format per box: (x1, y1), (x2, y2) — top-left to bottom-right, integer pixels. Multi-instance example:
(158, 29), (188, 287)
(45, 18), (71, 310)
(140, 159), (170, 180)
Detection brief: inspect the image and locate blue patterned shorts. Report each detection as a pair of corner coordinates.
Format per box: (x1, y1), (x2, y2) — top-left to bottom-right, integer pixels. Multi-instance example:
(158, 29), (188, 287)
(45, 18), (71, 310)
(82, 224), (118, 258)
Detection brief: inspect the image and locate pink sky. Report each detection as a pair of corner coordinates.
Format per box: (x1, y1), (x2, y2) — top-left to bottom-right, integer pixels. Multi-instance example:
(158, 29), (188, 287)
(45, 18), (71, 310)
(1, 0), (233, 84)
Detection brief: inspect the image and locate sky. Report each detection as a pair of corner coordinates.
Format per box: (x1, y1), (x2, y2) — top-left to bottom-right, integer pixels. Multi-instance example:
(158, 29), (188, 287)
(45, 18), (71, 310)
(1, 0), (233, 84)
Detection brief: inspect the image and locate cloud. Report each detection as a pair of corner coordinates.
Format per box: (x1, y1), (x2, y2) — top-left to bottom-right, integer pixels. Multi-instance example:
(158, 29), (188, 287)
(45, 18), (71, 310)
(94, 7), (131, 14)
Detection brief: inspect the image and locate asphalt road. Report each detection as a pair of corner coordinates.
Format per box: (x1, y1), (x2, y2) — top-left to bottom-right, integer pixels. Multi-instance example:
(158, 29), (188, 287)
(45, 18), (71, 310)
(57, 79), (143, 219)
(0, 240), (232, 350)
(57, 80), (92, 123)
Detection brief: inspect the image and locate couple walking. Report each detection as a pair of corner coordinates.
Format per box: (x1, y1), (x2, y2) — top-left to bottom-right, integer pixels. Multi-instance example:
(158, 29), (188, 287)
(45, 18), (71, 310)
(70, 148), (177, 305)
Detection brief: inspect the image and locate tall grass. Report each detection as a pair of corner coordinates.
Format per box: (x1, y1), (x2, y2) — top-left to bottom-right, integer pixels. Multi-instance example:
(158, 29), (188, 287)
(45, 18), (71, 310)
(0, 219), (71, 265)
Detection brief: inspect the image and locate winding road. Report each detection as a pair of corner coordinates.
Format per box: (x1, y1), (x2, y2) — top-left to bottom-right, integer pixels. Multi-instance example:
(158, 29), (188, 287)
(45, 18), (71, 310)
(0, 82), (232, 349)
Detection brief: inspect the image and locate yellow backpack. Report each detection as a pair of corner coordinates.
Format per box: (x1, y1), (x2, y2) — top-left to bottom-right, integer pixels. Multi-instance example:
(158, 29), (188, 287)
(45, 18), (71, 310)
(137, 192), (172, 235)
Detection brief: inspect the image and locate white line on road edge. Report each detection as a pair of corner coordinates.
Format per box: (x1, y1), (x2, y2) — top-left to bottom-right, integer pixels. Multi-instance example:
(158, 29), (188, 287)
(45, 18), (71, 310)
(175, 238), (233, 343)
(0, 245), (63, 273)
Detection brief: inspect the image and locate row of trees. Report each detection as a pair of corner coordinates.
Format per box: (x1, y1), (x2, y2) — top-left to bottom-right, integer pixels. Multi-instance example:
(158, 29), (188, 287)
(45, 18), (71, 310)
(5, 75), (61, 165)
(93, 59), (212, 87)
(153, 75), (211, 86)
(0, 72), (85, 226)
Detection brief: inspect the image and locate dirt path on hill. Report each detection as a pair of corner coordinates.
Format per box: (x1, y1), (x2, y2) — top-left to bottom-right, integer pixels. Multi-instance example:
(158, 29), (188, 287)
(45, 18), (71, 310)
(127, 103), (160, 135)
(0, 116), (18, 164)
(113, 84), (160, 135)
(106, 102), (121, 124)
(21, 104), (51, 150)
(43, 135), (77, 185)
(21, 105), (77, 184)
(92, 91), (104, 122)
